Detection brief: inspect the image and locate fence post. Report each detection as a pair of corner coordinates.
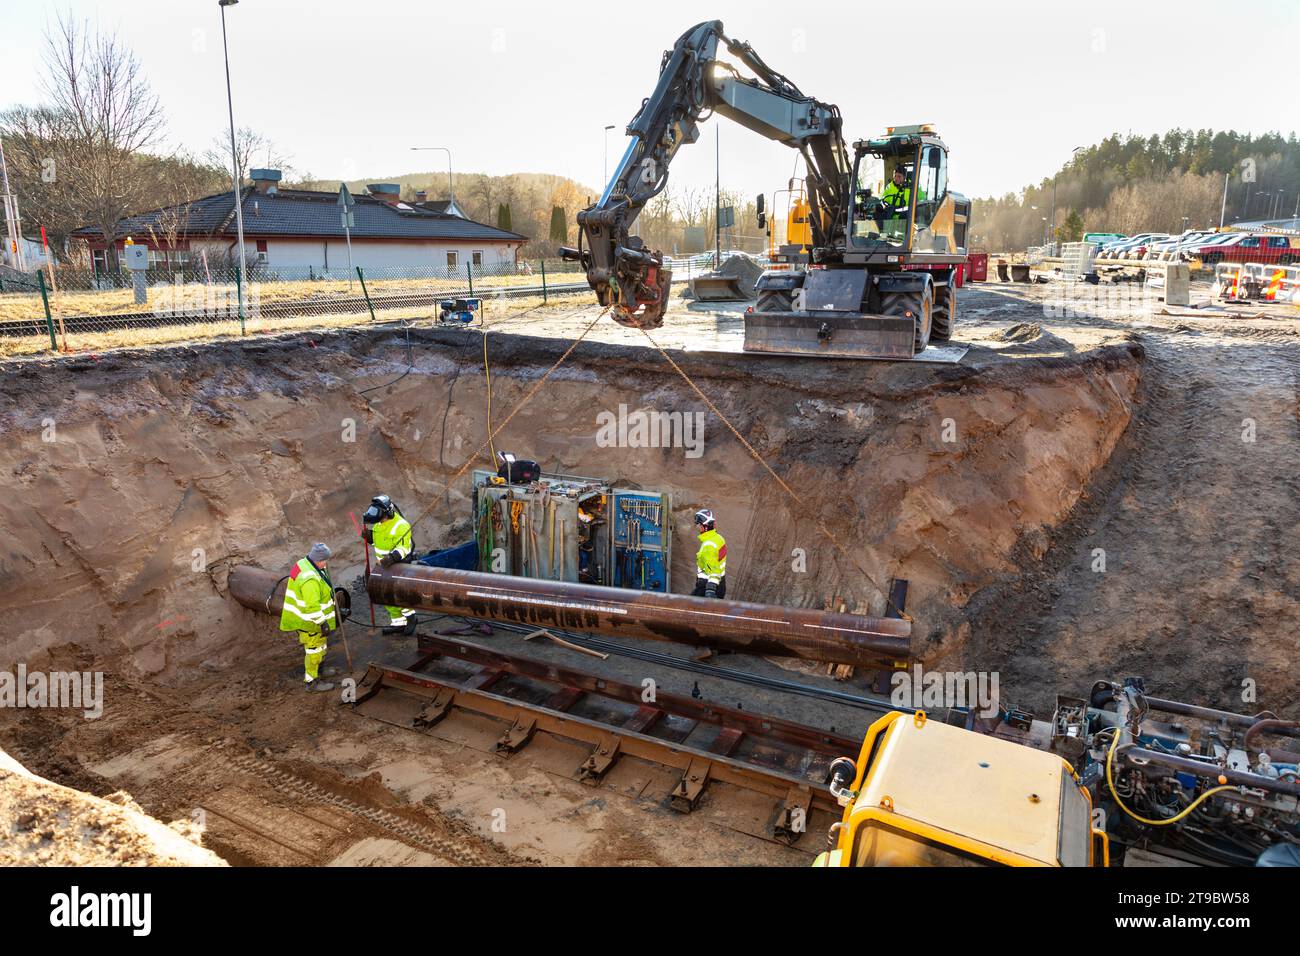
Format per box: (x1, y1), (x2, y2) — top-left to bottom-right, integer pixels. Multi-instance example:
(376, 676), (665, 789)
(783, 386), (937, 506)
(37, 270), (58, 351)
(540, 260), (547, 304)
(357, 266), (376, 322)
(466, 261), (474, 297)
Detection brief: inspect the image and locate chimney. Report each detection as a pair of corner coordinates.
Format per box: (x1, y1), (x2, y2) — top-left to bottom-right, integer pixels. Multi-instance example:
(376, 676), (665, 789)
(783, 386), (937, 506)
(367, 183), (402, 204)
(250, 168), (282, 195)
(415, 190), (428, 203)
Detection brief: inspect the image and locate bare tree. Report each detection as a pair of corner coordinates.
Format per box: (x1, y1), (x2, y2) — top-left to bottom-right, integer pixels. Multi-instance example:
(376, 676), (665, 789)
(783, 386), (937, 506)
(42, 12), (165, 269)
(143, 151), (226, 269)
(204, 126), (293, 184)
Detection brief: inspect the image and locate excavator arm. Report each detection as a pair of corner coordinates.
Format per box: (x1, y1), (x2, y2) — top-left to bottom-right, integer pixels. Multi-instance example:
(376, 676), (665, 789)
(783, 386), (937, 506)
(561, 20), (851, 329)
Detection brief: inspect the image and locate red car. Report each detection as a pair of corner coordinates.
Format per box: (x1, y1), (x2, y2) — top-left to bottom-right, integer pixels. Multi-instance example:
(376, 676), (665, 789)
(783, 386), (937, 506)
(1196, 234), (1298, 265)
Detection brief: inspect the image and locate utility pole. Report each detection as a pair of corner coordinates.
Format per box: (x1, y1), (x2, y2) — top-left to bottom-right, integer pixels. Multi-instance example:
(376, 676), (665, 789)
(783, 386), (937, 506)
(219, 0), (248, 330)
(1219, 172), (1229, 229)
(410, 147), (455, 211)
(714, 126), (721, 267)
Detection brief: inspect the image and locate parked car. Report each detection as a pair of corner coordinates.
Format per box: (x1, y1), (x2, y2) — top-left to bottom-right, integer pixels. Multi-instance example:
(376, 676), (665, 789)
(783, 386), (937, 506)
(1185, 236), (1294, 269)
(1115, 234), (1172, 260)
(1210, 233), (1298, 265)
(1146, 231), (1219, 260)
(1183, 233), (1246, 263)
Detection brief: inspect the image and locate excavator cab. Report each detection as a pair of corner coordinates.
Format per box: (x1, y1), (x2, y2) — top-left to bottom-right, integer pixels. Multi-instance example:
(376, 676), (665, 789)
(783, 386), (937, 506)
(850, 126), (966, 257)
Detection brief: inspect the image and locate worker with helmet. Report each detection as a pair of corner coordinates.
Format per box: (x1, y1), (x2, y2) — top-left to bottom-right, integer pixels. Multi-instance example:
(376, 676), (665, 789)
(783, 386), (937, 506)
(692, 509), (727, 599)
(876, 165), (924, 232)
(278, 542), (340, 692)
(363, 494), (418, 635)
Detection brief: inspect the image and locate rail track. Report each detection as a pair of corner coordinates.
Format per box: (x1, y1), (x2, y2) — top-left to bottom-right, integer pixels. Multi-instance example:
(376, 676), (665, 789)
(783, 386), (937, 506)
(352, 631), (867, 846)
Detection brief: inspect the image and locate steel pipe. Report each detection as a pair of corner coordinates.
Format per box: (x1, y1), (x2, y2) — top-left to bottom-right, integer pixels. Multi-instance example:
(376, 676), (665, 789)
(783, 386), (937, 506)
(1120, 746), (1300, 798)
(229, 565), (288, 615)
(367, 564), (911, 667)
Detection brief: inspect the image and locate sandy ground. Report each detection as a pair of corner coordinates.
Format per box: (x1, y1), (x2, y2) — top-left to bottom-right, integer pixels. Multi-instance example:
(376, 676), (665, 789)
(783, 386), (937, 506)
(0, 745), (223, 866)
(1, 275), (1296, 865)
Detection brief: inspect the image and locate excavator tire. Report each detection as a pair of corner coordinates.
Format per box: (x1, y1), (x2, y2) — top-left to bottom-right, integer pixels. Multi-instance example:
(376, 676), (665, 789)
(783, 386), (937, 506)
(880, 286), (933, 355)
(931, 283), (956, 342)
(755, 289), (793, 313)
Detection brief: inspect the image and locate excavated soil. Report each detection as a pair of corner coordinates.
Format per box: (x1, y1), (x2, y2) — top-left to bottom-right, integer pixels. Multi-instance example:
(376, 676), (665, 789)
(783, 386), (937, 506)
(1, 279), (1296, 865)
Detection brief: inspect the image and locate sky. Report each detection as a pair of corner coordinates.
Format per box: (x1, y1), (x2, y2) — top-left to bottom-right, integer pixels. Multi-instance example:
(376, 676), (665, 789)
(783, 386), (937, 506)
(2, 0), (1298, 206)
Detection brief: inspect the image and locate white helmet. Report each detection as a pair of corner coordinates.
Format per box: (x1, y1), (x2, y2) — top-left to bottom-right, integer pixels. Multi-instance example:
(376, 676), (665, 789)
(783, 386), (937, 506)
(694, 509), (715, 529)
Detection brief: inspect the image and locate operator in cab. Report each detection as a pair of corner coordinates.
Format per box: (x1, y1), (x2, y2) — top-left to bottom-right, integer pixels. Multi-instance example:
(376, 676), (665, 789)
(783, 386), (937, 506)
(876, 165), (922, 228)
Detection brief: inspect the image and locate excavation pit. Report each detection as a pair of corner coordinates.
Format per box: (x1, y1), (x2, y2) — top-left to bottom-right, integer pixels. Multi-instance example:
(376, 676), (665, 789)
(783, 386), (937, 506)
(4, 282), (1296, 865)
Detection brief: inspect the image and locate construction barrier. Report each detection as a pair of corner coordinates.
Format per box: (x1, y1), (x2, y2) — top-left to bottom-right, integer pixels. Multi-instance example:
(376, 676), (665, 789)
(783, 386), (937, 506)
(1212, 262), (1300, 303)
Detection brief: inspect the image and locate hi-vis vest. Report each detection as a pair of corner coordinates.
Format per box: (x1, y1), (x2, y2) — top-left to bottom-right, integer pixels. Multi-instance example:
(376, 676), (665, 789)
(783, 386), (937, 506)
(372, 514), (413, 561)
(279, 558), (337, 634)
(696, 529), (727, 584)
(882, 181), (924, 214)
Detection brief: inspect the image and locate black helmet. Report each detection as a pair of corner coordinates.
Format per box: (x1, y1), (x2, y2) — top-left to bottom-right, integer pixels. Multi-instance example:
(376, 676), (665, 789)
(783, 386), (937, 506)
(363, 494), (396, 525)
(694, 508), (716, 530)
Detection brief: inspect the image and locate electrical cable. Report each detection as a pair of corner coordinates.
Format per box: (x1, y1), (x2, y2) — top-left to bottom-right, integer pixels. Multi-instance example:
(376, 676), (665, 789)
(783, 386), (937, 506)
(404, 309), (609, 534)
(358, 319), (414, 395)
(1104, 725), (1236, 827)
(638, 327), (912, 623)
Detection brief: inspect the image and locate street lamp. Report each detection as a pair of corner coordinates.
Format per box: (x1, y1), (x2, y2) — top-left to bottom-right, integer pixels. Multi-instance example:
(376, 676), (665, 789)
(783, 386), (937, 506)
(1049, 147), (1085, 250)
(603, 125), (616, 189)
(410, 146), (455, 211)
(218, 0), (246, 331)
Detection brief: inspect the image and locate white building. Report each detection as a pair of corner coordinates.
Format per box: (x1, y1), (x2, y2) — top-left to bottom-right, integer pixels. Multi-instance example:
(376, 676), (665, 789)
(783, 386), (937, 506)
(74, 169), (527, 278)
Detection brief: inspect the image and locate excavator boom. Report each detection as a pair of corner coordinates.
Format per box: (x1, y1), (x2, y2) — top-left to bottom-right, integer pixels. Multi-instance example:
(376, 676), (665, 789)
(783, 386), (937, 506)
(562, 20), (850, 329)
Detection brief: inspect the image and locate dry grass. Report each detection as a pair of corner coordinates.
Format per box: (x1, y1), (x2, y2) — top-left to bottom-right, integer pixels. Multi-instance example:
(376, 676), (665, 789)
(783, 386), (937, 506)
(0, 270), (586, 325)
(0, 289), (592, 359)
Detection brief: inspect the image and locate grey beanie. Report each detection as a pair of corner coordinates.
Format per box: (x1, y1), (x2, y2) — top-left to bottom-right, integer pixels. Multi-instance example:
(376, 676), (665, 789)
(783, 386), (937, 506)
(308, 542), (332, 563)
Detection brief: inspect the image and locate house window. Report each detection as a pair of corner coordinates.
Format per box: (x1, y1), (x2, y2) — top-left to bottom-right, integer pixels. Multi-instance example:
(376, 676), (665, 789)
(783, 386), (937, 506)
(446, 251), (458, 268)
(255, 240), (268, 266)
(472, 250), (484, 266)
(92, 250), (107, 274)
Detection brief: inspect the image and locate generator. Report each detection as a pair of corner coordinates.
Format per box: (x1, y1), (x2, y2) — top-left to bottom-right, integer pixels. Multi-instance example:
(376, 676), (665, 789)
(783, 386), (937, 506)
(471, 464), (671, 592)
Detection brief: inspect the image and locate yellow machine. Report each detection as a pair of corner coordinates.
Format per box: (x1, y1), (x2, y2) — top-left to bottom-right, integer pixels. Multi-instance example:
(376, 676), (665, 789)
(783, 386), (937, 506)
(764, 179), (813, 263)
(815, 711), (1108, 867)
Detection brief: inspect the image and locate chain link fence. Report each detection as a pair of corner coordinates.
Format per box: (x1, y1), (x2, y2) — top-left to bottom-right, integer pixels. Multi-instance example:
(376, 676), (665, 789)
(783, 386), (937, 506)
(0, 252), (732, 357)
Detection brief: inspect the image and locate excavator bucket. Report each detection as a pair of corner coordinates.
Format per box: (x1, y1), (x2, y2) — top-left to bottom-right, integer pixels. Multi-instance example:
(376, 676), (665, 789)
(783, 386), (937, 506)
(689, 273), (749, 301)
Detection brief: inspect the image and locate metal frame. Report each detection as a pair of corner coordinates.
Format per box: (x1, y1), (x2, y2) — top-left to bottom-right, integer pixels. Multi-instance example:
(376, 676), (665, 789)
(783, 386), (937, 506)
(351, 632), (862, 840)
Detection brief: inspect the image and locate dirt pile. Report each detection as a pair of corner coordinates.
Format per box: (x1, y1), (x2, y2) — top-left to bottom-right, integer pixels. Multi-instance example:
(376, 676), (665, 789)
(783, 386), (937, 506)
(715, 254), (764, 297)
(0, 746), (224, 865)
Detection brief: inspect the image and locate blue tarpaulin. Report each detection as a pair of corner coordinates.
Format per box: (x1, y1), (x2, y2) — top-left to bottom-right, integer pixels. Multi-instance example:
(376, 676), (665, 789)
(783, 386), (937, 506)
(413, 540), (477, 571)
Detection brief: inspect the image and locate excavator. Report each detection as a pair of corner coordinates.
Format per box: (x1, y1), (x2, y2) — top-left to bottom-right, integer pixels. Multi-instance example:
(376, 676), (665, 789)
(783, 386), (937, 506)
(562, 20), (971, 358)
